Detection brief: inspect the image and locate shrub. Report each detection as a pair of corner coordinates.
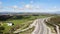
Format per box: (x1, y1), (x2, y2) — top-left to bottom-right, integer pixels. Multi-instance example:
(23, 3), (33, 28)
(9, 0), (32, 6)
(49, 16), (60, 25)
(0, 26), (5, 30)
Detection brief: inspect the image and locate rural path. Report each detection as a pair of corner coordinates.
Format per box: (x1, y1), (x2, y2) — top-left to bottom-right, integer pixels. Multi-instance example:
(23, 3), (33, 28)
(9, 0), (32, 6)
(31, 18), (52, 34)
(14, 17), (59, 34)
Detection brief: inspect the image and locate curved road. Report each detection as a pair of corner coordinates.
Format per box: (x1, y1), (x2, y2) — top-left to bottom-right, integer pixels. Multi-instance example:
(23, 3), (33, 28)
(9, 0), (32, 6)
(32, 18), (52, 34)
(14, 17), (53, 34)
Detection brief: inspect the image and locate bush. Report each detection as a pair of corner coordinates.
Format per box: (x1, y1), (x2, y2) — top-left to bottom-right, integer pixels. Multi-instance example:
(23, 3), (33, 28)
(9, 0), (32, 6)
(0, 31), (3, 34)
(0, 26), (5, 30)
(0, 15), (13, 21)
(49, 16), (60, 25)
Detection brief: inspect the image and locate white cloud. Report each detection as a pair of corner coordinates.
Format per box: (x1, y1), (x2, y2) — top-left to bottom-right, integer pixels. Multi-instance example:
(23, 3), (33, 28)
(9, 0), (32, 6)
(25, 4), (31, 8)
(1, 3), (60, 13)
(39, 7), (60, 13)
(13, 5), (18, 9)
(24, 4), (40, 10)
(0, 1), (2, 5)
(24, 4), (33, 10)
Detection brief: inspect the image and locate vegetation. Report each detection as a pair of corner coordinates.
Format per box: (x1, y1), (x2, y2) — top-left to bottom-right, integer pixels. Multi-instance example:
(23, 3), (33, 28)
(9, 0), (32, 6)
(0, 26), (5, 34)
(0, 14), (56, 34)
(47, 16), (60, 26)
(0, 14), (52, 34)
(46, 16), (60, 34)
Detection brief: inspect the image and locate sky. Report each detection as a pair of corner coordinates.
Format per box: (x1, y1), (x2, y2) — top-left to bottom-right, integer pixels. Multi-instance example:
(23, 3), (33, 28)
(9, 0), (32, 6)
(0, 0), (60, 13)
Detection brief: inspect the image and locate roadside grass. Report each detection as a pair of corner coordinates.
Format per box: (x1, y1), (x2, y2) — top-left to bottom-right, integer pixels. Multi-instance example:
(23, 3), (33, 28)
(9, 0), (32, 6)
(20, 27), (35, 34)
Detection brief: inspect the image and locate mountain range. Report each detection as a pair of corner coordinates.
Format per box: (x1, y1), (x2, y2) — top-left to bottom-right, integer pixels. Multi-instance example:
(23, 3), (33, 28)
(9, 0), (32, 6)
(0, 11), (60, 15)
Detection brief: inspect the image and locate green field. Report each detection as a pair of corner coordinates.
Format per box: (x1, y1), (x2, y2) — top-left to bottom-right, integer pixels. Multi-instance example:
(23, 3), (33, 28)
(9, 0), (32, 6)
(0, 15), (50, 34)
(0, 15), (60, 34)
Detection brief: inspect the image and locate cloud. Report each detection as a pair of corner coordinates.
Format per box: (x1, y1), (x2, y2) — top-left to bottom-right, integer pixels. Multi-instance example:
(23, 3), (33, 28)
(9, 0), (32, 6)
(1, 3), (60, 13)
(13, 5), (18, 9)
(40, 7), (60, 13)
(24, 4), (40, 10)
(25, 4), (31, 8)
(24, 4), (33, 10)
(0, 1), (2, 5)
(49, 6), (60, 11)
